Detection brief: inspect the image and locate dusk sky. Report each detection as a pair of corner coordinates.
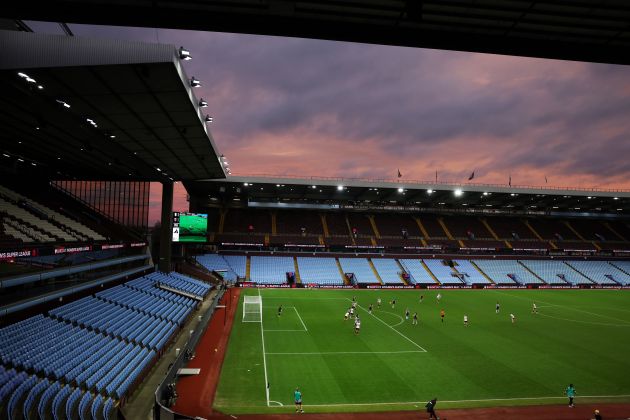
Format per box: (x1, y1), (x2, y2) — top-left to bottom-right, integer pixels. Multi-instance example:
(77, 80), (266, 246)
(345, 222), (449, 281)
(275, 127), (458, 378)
(27, 21), (630, 224)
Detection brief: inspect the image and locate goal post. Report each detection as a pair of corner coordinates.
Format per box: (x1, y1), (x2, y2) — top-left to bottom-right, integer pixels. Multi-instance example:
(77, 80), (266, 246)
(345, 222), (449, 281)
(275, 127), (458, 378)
(243, 295), (262, 322)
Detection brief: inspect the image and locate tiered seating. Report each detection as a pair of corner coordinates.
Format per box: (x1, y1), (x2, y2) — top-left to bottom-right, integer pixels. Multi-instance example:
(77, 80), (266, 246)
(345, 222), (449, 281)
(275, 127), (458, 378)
(556, 241), (597, 250)
(485, 217), (535, 240)
(518, 260), (584, 284)
(442, 215), (493, 239)
(338, 258), (379, 283)
(1, 370), (29, 412)
(296, 257), (343, 285)
(609, 261), (630, 285)
(371, 258), (404, 284)
(249, 256), (294, 284)
(510, 240), (551, 250)
(276, 210), (323, 234)
(417, 214), (447, 238)
(147, 271), (212, 298)
(223, 208), (271, 233)
(22, 376), (49, 420)
(0, 184), (106, 241)
(124, 278), (197, 308)
(49, 297), (176, 350)
(0, 196), (75, 242)
(37, 381), (61, 418)
(51, 383), (72, 419)
(423, 259), (463, 284)
(96, 285), (191, 325)
(566, 261), (623, 285)
(270, 234), (321, 245)
(473, 260), (542, 284)
(103, 397), (116, 419)
(222, 255), (248, 278)
(528, 218), (579, 241)
(372, 213), (421, 237)
(453, 260), (492, 284)
(606, 220), (630, 241)
(398, 259), (436, 284)
(346, 213), (374, 237)
(569, 219), (610, 241)
(324, 212), (350, 235)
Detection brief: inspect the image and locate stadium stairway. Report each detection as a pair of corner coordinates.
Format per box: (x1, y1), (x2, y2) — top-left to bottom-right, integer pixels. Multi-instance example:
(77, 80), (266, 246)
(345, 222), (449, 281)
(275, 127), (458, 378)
(245, 257), (251, 280)
(603, 221), (627, 241)
(563, 261), (596, 284)
(564, 221), (586, 241)
(293, 257), (302, 284)
(437, 217), (454, 240)
(420, 260), (440, 285)
(517, 261), (547, 284)
(368, 258), (384, 284)
(368, 215), (381, 238)
(470, 260), (495, 284)
(336, 258), (349, 285)
(395, 259), (409, 285)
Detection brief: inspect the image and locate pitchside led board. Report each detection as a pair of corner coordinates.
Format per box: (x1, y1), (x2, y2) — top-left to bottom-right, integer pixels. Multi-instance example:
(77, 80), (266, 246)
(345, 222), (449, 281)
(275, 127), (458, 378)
(172, 212), (208, 243)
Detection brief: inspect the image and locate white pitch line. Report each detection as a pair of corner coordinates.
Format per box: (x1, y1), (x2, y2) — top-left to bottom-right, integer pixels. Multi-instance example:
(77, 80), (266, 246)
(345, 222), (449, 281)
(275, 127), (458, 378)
(300, 394), (630, 407)
(493, 290), (630, 325)
(258, 288), (270, 406)
(350, 299), (427, 352)
(266, 350), (425, 355)
(263, 329), (308, 332)
(293, 307), (308, 331)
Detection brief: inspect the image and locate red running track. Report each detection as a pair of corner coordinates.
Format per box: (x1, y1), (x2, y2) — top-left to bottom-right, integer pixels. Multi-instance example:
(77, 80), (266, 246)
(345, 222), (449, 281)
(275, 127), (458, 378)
(171, 287), (241, 417)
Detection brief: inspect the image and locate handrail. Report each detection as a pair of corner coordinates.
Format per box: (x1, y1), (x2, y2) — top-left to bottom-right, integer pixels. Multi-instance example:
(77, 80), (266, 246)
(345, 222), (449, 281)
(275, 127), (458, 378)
(227, 173), (630, 194)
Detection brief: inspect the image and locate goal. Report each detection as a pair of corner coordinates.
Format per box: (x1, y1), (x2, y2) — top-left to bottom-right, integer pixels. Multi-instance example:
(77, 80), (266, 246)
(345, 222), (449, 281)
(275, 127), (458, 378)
(243, 295), (262, 322)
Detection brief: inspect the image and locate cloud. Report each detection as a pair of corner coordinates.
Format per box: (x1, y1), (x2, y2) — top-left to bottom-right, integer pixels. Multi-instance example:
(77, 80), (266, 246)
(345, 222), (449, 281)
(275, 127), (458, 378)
(59, 23), (630, 223)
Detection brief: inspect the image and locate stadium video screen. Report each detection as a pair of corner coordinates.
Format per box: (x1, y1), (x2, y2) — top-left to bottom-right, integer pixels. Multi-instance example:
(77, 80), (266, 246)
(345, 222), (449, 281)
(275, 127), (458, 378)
(172, 212), (208, 242)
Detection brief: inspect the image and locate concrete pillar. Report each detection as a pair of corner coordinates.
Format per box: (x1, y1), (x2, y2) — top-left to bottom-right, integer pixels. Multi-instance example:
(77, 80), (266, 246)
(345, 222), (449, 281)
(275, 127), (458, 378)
(159, 181), (174, 272)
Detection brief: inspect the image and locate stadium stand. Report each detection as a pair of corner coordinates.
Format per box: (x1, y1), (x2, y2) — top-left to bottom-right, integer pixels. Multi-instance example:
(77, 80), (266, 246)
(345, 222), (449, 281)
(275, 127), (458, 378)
(453, 260), (492, 284)
(372, 213), (421, 237)
(423, 259), (463, 284)
(0, 184), (106, 242)
(518, 260), (587, 285)
(527, 218), (579, 241)
(249, 256), (294, 284)
(338, 258), (379, 283)
(296, 257), (344, 285)
(195, 254), (239, 281)
(0, 270), (210, 418)
(417, 214), (447, 238)
(371, 258), (405, 284)
(347, 213), (374, 237)
(608, 261), (630, 285)
(472, 260), (523, 285)
(442, 215), (493, 239)
(324, 212), (351, 236)
(276, 210), (323, 235)
(484, 216), (536, 240)
(398, 258), (436, 284)
(565, 261), (624, 285)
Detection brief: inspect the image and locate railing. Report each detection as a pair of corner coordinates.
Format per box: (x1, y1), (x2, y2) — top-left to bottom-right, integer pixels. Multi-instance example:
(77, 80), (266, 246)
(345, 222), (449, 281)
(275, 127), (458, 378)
(229, 173), (630, 194)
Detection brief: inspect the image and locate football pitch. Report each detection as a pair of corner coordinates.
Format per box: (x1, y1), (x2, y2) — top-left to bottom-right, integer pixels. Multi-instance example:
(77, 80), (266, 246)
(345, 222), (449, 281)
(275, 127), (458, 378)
(214, 288), (630, 414)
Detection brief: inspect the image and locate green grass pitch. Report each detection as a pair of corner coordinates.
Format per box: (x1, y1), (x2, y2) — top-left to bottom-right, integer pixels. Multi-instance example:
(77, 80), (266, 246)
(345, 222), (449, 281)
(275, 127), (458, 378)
(214, 288), (630, 414)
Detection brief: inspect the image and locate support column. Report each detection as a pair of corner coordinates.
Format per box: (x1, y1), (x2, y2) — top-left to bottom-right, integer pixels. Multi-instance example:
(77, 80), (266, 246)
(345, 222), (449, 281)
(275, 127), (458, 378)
(159, 181), (174, 273)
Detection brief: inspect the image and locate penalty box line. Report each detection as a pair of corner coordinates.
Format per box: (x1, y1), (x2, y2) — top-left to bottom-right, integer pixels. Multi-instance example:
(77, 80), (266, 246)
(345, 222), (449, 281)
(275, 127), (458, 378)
(348, 299), (427, 353)
(266, 350), (425, 355)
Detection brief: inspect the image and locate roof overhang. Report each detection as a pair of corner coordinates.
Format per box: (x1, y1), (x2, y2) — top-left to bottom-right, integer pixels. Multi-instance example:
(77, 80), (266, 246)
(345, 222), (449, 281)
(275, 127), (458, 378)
(1, 1), (630, 65)
(186, 175), (630, 216)
(0, 30), (226, 181)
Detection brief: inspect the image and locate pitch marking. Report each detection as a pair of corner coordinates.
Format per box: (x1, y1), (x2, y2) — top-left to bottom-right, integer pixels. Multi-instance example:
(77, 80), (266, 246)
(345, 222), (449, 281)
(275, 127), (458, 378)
(349, 299), (427, 352)
(258, 288), (270, 406)
(266, 350), (425, 355)
(293, 307), (308, 331)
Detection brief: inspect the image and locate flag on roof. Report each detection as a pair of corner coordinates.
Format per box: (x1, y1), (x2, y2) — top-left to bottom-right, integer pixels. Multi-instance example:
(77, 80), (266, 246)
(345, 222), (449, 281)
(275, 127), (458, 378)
(468, 171), (475, 181)
(397, 169), (402, 178)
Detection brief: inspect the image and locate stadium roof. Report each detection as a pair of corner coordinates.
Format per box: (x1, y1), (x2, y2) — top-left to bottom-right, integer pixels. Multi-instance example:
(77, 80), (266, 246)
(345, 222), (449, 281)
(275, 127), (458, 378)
(186, 175), (630, 216)
(2, 1), (630, 65)
(0, 30), (226, 181)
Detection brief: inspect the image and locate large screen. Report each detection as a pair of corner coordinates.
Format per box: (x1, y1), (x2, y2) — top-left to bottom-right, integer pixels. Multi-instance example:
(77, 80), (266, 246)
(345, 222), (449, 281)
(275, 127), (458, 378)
(172, 212), (208, 242)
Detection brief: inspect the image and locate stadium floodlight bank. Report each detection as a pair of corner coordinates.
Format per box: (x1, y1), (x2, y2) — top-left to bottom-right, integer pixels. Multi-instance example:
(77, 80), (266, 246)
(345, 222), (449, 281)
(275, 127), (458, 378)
(243, 295), (262, 322)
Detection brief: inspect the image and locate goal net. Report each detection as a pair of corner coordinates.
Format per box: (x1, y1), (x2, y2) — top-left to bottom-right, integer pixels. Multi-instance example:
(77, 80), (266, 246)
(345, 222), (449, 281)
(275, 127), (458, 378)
(243, 295), (262, 322)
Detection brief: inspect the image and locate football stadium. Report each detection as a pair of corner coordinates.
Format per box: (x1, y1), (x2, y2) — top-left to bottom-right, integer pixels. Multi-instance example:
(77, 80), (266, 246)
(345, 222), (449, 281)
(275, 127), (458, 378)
(1, 2), (630, 420)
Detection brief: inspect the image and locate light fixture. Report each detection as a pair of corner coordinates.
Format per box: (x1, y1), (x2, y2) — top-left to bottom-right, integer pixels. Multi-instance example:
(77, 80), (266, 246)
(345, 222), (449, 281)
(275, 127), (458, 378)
(56, 99), (70, 108)
(31, 162), (36, 166)
(276, 184), (281, 187)
(156, 167), (161, 172)
(454, 189), (463, 197)
(312, 185), (317, 189)
(614, 197), (619, 200)
(199, 99), (208, 107)
(2, 153), (10, 158)
(397, 188), (404, 193)
(337, 185), (344, 191)
(179, 46), (192, 61)
(37, 85), (44, 90)
(483, 192), (489, 196)
(190, 77), (201, 87)
(109, 134), (116, 139)
(243, 183), (249, 186)
(427, 189), (434, 194)
(510, 193), (516, 197)
(205, 115), (213, 123)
